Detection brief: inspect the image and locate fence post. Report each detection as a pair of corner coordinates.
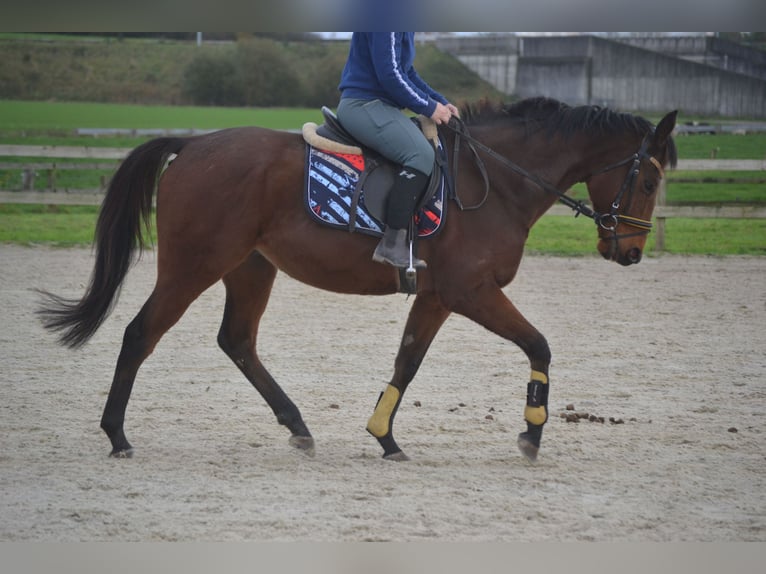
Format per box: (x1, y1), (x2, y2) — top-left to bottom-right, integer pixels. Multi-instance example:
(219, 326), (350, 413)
(47, 163), (57, 192)
(654, 178), (667, 252)
(21, 168), (35, 190)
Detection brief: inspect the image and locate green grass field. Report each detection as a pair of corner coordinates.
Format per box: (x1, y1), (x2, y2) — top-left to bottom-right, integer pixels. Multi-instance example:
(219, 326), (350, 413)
(0, 100), (321, 133)
(2, 203), (765, 256)
(673, 132), (766, 159)
(0, 204), (100, 245)
(2, 100), (766, 157)
(527, 214), (766, 255)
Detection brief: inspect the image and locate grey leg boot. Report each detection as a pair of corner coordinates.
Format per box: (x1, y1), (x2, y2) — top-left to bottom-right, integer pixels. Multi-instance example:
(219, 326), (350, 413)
(372, 168), (429, 269)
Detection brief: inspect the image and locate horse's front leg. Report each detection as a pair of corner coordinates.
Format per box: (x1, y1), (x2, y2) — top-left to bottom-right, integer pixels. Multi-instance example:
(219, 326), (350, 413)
(367, 293), (451, 460)
(453, 283), (551, 462)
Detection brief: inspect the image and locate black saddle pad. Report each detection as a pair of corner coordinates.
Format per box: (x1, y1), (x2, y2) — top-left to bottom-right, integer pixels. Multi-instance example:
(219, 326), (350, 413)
(304, 145), (446, 238)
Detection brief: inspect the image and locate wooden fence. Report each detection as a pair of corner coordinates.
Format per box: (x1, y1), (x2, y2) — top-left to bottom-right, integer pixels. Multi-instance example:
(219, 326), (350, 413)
(0, 145), (129, 204)
(1, 145), (764, 251)
(652, 159), (766, 251)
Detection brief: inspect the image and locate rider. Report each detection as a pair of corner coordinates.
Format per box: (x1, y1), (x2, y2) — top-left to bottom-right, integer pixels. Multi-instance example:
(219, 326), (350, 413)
(337, 32), (459, 269)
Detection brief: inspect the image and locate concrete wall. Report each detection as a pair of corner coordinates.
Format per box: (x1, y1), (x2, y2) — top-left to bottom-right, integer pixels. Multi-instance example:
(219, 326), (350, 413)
(616, 36), (766, 80)
(448, 35), (766, 118)
(516, 58), (591, 104)
(595, 36), (763, 117)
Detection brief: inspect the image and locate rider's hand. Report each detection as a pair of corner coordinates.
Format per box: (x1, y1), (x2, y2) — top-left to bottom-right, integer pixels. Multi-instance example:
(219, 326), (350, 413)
(446, 103), (460, 118)
(430, 102), (454, 125)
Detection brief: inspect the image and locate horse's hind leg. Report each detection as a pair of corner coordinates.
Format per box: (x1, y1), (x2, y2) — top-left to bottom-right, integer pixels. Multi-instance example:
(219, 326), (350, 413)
(101, 278), (214, 457)
(217, 251), (314, 454)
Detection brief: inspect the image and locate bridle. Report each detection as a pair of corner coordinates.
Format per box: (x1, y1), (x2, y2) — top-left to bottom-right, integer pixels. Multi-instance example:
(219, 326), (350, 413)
(443, 117), (665, 243)
(587, 134), (665, 241)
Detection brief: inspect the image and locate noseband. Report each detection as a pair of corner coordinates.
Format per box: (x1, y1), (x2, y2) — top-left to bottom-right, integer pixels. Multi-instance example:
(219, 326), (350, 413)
(445, 119), (664, 243)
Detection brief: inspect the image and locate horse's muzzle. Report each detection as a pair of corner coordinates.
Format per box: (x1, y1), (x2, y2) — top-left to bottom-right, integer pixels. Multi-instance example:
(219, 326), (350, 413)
(618, 247), (643, 266)
(599, 240), (642, 266)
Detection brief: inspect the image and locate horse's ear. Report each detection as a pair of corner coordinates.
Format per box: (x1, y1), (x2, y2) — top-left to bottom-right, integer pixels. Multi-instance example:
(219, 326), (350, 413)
(653, 110), (678, 147)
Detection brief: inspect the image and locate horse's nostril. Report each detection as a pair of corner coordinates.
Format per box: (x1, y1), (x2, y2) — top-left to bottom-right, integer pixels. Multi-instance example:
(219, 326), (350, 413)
(627, 247), (642, 264)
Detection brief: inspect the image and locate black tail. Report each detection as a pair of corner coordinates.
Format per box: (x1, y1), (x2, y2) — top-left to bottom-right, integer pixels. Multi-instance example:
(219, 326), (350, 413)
(37, 137), (188, 348)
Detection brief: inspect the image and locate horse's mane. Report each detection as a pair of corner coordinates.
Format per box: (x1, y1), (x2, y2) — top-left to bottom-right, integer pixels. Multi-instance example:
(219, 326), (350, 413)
(459, 97), (654, 136)
(458, 97), (676, 166)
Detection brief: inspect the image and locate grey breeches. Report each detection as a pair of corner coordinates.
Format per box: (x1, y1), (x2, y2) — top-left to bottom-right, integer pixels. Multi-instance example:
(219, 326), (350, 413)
(336, 98), (435, 175)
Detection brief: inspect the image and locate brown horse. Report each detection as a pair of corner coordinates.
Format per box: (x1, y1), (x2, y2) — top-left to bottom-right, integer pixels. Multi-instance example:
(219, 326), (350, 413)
(38, 97), (677, 462)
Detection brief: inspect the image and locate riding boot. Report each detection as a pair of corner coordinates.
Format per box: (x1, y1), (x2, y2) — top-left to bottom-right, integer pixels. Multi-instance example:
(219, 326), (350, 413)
(372, 168), (430, 268)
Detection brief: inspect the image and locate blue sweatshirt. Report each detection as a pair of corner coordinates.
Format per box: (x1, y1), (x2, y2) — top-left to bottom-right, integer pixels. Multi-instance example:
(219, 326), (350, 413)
(339, 32), (448, 118)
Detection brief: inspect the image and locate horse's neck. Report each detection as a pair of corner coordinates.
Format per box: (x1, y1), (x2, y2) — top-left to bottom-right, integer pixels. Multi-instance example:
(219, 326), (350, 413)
(471, 127), (590, 216)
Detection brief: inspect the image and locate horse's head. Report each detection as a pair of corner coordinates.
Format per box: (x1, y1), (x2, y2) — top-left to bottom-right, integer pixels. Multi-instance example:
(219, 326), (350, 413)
(585, 110), (677, 266)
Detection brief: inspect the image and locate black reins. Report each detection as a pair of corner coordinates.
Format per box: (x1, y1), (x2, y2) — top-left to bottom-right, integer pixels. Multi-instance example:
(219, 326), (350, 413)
(443, 117), (663, 238)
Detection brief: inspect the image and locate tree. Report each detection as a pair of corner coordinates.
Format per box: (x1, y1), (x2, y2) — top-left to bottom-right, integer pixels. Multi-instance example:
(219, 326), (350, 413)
(235, 37), (302, 106)
(182, 50), (244, 106)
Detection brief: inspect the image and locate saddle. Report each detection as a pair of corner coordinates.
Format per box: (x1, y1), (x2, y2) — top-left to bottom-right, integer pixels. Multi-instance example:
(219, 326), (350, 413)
(302, 107), (447, 237)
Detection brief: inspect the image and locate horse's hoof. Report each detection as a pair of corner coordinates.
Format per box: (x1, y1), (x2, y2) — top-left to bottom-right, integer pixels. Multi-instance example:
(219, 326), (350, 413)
(288, 435), (315, 456)
(109, 448), (134, 459)
(382, 450), (410, 462)
(517, 433), (539, 463)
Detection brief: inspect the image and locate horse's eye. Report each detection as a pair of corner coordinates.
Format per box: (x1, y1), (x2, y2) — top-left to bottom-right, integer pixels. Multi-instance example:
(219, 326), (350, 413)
(643, 179), (656, 195)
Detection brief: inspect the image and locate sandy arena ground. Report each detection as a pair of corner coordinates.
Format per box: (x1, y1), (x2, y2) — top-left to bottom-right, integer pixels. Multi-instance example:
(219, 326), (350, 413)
(1, 245), (764, 541)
